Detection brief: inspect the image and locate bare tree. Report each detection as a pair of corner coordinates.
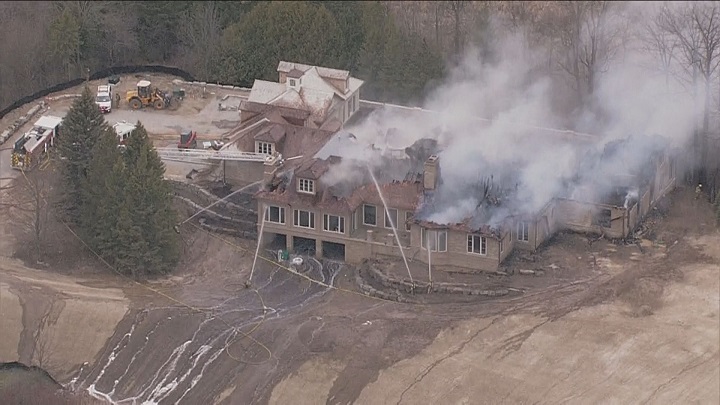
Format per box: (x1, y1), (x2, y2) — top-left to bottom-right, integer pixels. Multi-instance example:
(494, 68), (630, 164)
(541, 1), (626, 104)
(640, 7), (680, 90)
(10, 167), (57, 261)
(448, 1), (467, 58)
(657, 2), (720, 185)
(177, 1), (222, 79)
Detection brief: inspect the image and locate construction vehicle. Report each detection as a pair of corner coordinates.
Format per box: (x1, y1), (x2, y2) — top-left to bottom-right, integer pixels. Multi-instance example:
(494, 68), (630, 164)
(178, 130), (198, 149)
(126, 80), (171, 110)
(11, 115), (62, 170)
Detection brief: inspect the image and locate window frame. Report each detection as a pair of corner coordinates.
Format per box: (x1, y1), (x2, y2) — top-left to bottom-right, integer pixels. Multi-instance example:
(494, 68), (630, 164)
(467, 234), (487, 255)
(264, 205), (285, 224)
(293, 209), (315, 229)
(384, 208), (398, 229)
(256, 141), (273, 155)
(405, 211), (413, 231)
(363, 204), (377, 226)
(421, 228), (447, 252)
(517, 221), (530, 242)
(323, 214), (345, 234)
(297, 178), (315, 194)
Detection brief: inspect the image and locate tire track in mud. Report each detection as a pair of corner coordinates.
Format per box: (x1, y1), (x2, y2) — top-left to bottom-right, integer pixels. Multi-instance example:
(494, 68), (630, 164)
(76, 258), (342, 404)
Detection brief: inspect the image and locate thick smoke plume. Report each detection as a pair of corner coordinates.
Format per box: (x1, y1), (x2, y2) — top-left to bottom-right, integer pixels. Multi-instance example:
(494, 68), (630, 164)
(322, 4), (697, 227)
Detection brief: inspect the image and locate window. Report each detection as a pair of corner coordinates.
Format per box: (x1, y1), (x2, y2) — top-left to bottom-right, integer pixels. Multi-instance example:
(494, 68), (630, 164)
(467, 234), (487, 255)
(500, 239), (504, 254)
(363, 204), (377, 226)
(405, 212), (413, 231)
(421, 228), (447, 252)
(257, 142), (273, 155)
(323, 214), (345, 233)
(517, 221), (530, 242)
(293, 210), (315, 229)
(384, 208), (398, 229)
(264, 206), (285, 224)
(289, 79), (297, 87)
(298, 178), (315, 194)
(592, 209), (612, 228)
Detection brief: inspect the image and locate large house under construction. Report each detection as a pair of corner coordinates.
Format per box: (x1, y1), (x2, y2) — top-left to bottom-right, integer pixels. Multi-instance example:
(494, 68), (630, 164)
(252, 126), (678, 273)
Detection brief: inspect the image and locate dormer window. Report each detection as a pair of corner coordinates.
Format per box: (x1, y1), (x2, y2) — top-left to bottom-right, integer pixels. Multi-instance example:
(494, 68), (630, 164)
(289, 79), (297, 87)
(298, 178), (315, 194)
(256, 141), (273, 155)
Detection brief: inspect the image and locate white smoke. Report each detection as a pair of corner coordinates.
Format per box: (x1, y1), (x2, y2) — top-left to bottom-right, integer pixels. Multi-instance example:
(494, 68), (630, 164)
(322, 4), (697, 226)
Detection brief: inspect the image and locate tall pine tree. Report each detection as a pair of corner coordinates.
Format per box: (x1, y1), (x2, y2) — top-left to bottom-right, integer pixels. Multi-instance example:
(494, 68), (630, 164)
(121, 122), (179, 277)
(58, 85), (109, 223)
(81, 126), (126, 259)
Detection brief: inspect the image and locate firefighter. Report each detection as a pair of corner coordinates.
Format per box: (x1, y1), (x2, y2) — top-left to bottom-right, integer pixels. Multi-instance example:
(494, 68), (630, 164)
(114, 92), (121, 109)
(695, 184), (703, 200)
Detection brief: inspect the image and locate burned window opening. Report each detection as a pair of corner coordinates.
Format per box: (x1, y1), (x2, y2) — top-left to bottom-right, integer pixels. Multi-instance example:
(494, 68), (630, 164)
(592, 209), (612, 228)
(363, 204), (377, 226)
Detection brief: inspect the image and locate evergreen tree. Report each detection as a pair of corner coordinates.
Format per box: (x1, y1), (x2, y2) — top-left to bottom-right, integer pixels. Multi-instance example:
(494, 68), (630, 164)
(57, 85), (110, 223)
(80, 126), (126, 259)
(215, 1), (342, 84)
(121, 122), (179, 277)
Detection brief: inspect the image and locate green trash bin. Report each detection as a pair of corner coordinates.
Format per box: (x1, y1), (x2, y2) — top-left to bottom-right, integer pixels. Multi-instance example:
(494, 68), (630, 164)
(281, 250), (290, 261)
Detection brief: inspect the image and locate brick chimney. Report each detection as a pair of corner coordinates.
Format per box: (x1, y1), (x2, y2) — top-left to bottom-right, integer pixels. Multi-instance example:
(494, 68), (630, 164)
(423, 155), (439, 191)
(263, 153), (283, 186)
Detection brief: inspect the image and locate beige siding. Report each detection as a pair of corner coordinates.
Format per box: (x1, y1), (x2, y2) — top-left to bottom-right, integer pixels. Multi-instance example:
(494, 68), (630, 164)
(409, 227), (502, 272)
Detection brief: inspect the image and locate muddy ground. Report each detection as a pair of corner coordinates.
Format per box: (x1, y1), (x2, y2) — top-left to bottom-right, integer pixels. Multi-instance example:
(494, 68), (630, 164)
(1, 178), (718, 404)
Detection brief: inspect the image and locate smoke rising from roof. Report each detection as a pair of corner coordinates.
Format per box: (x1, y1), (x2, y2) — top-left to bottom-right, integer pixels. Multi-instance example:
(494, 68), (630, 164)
(322, 5), (697, 227)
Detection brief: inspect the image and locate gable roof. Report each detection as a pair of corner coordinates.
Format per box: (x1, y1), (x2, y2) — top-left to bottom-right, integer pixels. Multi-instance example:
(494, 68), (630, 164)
(254, 124), (287, 143)
(277, 61), (349, 81)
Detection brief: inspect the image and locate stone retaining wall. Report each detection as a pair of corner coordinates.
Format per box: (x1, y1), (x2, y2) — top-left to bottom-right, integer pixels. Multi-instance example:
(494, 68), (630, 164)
(0, 103), (45, 146)
(355, 269), (408, 303)
(361, 261), (511, 297)
(198, 218), (256, 239)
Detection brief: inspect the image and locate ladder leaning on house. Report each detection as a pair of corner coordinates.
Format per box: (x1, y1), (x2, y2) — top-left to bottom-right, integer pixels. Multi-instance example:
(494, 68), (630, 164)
(154, 147), (268, 163)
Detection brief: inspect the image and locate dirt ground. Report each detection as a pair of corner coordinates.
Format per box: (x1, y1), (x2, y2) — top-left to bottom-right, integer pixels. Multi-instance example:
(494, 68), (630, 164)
(0, 170), (718, 405)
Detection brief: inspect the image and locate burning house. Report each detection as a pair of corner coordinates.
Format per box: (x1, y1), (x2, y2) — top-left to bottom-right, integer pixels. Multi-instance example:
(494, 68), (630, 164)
(254, 125), (678, 272)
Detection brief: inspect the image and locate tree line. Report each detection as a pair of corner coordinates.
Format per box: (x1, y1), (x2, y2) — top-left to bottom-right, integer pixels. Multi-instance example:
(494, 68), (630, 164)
(0, 1), (446, 109)
(57, 88), (179, 278)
